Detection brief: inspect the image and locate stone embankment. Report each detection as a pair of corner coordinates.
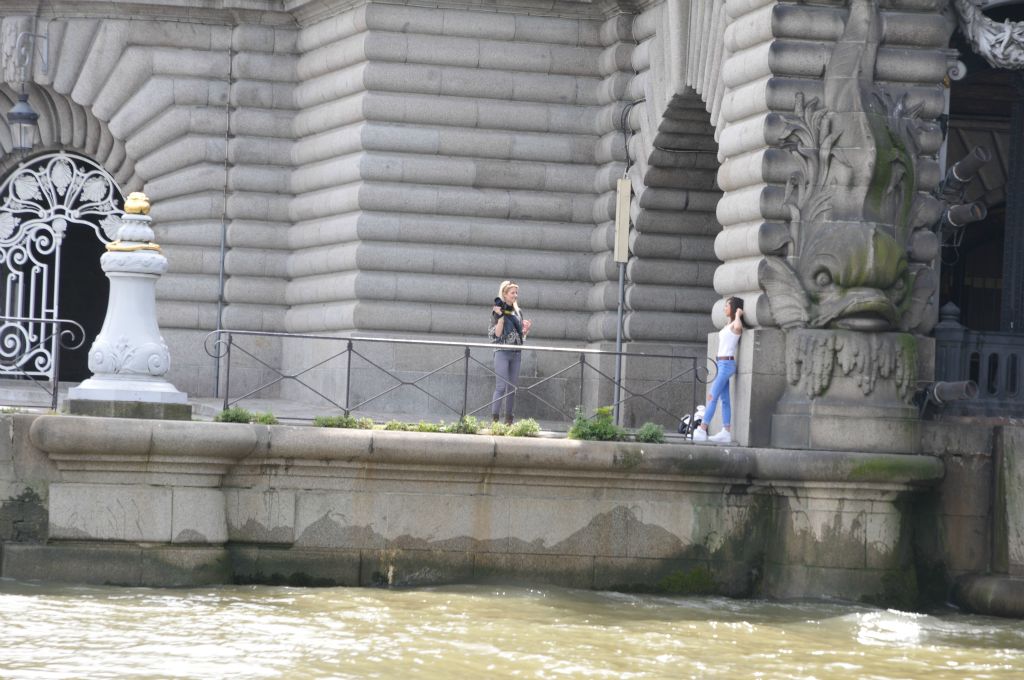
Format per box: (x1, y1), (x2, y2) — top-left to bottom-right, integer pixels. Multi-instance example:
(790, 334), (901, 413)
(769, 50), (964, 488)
(0, 414), (949, 605)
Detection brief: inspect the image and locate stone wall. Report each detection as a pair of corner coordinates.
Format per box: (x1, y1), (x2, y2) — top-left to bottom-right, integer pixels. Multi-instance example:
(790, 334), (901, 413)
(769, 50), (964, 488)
(2, 0), (731, 407)
(0, 413), (946, 604)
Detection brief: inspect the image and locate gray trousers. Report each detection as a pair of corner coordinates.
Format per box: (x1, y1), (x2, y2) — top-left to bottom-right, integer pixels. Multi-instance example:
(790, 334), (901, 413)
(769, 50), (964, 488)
(492, 349), (522, 418)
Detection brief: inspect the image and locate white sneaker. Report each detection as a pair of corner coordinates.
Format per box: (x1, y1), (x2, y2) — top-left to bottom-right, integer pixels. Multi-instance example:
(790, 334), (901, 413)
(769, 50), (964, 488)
(692, 427), (708, 442)
(709, 429), (732, 444)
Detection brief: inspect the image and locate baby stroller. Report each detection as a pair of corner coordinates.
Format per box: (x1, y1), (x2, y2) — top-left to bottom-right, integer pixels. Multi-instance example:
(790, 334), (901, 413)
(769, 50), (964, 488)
(677, 405), (705, 437)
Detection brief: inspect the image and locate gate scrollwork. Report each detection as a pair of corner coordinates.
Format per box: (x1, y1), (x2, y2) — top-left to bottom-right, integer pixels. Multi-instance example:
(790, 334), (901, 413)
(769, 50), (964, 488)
(0, 152), (123, 379)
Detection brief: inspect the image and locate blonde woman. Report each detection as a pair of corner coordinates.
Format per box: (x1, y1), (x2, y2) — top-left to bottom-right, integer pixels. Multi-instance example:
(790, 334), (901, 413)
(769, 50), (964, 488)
(489, 280), (532, 424)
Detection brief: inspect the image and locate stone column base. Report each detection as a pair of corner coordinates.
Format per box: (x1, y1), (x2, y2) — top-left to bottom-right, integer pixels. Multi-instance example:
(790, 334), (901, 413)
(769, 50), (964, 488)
(771, 394), (919, 454)
(66, 399), (192, 420)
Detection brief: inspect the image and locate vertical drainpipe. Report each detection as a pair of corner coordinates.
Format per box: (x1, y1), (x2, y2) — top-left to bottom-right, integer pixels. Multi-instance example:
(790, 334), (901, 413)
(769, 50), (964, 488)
(213, 26), (235, 398)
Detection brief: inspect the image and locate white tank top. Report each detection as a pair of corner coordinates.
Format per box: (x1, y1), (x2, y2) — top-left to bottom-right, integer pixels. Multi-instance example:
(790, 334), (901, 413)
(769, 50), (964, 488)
(717, 324), (740, 357)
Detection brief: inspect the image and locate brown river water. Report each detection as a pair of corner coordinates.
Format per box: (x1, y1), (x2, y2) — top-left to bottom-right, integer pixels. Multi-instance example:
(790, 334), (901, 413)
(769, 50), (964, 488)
(1, 579), (1023, 679)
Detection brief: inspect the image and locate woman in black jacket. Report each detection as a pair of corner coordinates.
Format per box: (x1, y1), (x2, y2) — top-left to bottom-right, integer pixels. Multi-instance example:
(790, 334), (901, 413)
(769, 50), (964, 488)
(489, 280), (532, 424)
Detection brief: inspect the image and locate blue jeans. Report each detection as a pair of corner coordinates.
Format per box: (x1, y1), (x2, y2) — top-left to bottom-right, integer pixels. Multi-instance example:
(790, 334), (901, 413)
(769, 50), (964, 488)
(492, 349), (522, 418)
(705, 359), (736, 428)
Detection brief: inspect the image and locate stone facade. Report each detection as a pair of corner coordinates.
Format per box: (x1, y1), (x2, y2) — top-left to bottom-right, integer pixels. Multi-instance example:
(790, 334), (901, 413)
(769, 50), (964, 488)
(0, 0), (994, 449)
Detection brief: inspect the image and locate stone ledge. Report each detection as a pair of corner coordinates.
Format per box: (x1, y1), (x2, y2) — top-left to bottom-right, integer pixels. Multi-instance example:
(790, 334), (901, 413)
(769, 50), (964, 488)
(29, 415), (260, 484)
(26, 416), (945, 487)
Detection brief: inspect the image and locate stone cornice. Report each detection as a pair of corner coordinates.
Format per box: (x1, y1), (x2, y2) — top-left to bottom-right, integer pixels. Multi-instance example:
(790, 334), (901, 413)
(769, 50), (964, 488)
(3, 0), (660, 27)
(28, 415), (945, 490)
(4, 0), (296, 26)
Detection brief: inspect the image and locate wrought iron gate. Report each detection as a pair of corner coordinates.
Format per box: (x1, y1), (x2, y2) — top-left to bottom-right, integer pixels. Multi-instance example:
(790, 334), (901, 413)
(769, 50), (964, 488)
(0, 151), (123, 383)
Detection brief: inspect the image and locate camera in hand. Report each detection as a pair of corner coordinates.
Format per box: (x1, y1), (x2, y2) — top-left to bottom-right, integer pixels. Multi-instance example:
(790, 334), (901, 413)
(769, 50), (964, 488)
(494, 297), (514, 314)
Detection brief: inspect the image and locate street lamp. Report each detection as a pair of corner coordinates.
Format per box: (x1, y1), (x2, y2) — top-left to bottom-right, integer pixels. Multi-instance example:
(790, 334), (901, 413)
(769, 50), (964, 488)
(6, 91), (39, 154)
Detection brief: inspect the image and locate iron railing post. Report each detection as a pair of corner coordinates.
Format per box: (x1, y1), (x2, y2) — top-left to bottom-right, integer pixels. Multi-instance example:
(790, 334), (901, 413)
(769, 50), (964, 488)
(462, 346), (470, 417)
(50, 319), (61, 412)
(692, 358), (698, 425)
(578, 352), (586, 415)
(222, 332), (232, 411)
(345, 339), (353, 415)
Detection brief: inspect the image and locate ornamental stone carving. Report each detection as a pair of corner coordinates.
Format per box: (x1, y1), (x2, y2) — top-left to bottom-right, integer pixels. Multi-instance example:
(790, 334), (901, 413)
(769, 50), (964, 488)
(954, 0), (1024, 70)
(88, 335), (170, 376)
(757, 0), (940, 407)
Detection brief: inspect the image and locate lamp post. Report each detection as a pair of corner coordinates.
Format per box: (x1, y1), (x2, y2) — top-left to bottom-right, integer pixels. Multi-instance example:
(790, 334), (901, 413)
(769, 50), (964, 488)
(6, 91), (38, 154)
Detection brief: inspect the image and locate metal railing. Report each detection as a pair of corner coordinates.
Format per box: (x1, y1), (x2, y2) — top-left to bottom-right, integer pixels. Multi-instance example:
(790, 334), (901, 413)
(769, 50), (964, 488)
(935, 304), (1024, 416)
(204, 329), (711, 430)
(0, 315), (86, 411)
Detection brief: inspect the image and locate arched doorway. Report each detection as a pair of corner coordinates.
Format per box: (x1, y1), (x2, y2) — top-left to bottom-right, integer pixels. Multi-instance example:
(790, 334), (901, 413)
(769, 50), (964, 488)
(0, 151), (123, 384)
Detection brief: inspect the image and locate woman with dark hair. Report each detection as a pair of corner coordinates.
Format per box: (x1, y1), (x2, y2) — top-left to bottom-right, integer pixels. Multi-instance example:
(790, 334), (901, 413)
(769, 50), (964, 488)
(693, 296), (744, 444)
(489, 280), (532, 424)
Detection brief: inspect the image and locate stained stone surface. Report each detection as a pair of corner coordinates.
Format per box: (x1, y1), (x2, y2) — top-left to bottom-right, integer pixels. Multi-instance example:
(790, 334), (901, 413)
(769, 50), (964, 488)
(0, 413), (963, 604)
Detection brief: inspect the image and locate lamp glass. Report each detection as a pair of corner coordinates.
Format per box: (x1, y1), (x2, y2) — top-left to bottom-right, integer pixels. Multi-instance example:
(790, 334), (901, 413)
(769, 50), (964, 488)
(7, 93), (39, 153)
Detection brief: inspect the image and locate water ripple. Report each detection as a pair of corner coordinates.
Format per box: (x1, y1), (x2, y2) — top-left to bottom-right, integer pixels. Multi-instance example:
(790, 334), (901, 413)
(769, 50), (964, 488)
(1, 580), (1023, 679)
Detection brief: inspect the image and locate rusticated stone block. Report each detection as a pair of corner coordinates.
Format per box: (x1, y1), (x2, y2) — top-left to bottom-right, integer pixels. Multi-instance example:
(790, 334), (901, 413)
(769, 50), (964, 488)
(225, 488), (296, 544)
(171, 488), (227, 544)
(231, 546), (361, 587)
(473, 552), (595, 589)
(49, 483), (172, 542)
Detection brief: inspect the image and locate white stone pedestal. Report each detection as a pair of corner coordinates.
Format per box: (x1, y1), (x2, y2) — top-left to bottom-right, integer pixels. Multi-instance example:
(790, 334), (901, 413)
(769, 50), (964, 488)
(68, 194), (190, 419)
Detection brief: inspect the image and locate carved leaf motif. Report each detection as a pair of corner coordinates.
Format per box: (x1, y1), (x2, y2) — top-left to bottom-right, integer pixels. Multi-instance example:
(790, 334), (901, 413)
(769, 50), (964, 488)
(758, 257), (809, 329)
(14, 176), (41, 201)
(82, 178), (107, 203)
(51, 160), (73, 196)
(100, 215), (122, 241)
(0, 212), (16, 240)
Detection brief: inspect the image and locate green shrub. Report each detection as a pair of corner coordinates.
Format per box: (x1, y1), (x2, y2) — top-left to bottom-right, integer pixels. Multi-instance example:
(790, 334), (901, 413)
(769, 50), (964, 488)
(443, 416), (480, 435)
(215, 407), (255, 423)
(383, 420), (409, 431)
(507, 418), (540, 437)
(314, 414), (357, 428)
(313, 414), (374, 429)
(635, 422), (665, 444)
(253, 411), (279, 425)
(490, 422), (509, 436)
(415, 421), (442, 433)
(568, 406), (625, 441)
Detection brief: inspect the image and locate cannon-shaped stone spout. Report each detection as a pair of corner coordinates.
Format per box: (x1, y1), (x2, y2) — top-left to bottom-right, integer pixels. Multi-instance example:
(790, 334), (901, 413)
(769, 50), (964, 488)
(938, 146), (992, 200)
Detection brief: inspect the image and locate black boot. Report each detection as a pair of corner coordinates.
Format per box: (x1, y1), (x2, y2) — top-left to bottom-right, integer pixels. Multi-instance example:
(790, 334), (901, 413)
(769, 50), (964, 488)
(505, 415), (514, 425)
(492, 414), (499, 424)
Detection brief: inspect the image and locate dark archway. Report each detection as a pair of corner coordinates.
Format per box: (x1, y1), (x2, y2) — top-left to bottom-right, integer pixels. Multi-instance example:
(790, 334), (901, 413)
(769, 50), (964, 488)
(57, 225), (109, 381)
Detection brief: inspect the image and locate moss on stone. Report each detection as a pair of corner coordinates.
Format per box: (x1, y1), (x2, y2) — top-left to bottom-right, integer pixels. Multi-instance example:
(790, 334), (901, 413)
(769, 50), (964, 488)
(848, 457), (926, 482)
(656, 566), (718, 595)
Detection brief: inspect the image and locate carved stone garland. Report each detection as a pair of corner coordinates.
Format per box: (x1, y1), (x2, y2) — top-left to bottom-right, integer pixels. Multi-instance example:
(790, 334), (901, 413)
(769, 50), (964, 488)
(954, 0), (1024, 71)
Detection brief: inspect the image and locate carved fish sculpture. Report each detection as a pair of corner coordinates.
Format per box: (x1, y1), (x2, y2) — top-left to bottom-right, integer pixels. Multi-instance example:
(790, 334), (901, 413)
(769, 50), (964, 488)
(760, 0), (936, 334)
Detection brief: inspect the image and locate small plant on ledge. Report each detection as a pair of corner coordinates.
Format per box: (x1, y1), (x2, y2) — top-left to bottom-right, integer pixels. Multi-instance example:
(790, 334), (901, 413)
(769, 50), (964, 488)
(568, 406), (625, 441)
(635, 422), (665, 444)
(214, 407), (255, 423)
(215, 407), (280, 425)
(314, 415), (373, 429)
(442, 416), (481, 435)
